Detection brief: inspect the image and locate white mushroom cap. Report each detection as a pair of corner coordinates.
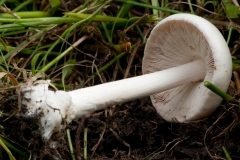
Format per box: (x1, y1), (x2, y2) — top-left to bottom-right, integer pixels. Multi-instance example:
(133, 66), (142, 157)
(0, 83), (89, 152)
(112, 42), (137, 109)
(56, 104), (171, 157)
(143, 14), (232, 122)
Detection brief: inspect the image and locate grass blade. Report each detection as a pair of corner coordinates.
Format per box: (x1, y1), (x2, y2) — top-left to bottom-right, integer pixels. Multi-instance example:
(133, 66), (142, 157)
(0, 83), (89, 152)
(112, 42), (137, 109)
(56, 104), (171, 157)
(204, 81), (233, 100)
(115, 0), (182, 14)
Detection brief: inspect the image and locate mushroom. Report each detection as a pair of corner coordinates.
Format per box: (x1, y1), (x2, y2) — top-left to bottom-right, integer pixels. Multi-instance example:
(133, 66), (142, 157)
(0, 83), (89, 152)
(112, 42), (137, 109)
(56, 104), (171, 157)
(20, 14), (232, 140)
(142, 13), (232, 122)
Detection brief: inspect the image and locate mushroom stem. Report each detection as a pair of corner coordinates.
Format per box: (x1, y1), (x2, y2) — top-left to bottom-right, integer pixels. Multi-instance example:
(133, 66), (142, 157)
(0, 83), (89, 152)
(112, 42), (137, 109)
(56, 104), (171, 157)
(67, 59), (206, 119)
(20, 58), (206, 139)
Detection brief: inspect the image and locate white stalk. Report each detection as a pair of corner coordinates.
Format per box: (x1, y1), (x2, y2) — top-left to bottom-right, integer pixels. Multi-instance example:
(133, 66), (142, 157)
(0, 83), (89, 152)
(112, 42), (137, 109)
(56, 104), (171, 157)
(67, 59), (206, 120)
(21, 59), (205, 139)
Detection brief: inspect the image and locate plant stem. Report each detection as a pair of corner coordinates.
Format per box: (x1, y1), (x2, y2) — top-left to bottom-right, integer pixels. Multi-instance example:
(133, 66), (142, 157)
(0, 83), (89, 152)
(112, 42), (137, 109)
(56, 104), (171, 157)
(204, 81), (233, 100)
(39, 0), (112, 73)
(0, 138), (15, 160)
(13, 0), (34, 12)
(117, 0), (136, 17)
(0, 17), (80, 26)
(66, 13), (127, 22)
(83, 128), (88, 160)
(227, 26), (233, 45)
(0, 0), (6, 6)
(0, 44), (59, 56)
(0, 11), (50, 18)
(188, 0), (194, 14)
(39, 35), (89, 73)
(0, 136), (29, 159)
(48, 0), (61, 15)
(115, 0), (182, 14)
(67, 129), (76, 160)
(102, 15), (159, 29)
(151, 0), (160, 16)
(86, 51), (127, 83)
(222, 146), (232, 160)
(0, 30), (44, 63)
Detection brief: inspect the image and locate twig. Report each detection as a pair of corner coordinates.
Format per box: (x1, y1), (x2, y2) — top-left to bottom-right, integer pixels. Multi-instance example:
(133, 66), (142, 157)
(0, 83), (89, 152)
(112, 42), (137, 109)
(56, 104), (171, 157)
(7, 31), (45, 65)
(204, 106), (235, 160)
(1, 4), (20, 18)
(121, 14), (149, 42)
(39, 35), (89, 73)
(75, 119), (85, 160)
(52, 33), (97, 60)
(109, 128), (131, 156)
(124, 39), (141, 78)
(232, 0), (239, 6)
(168, 1), (218, 15)
(91, 122), (106, 154)
(149, 138), (181, 160)
(233, 71), (240, 92)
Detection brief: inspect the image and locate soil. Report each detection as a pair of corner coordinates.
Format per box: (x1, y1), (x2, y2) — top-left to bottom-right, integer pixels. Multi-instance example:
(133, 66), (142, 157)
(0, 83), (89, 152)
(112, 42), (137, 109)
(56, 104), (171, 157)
(1, 90), (240, 159)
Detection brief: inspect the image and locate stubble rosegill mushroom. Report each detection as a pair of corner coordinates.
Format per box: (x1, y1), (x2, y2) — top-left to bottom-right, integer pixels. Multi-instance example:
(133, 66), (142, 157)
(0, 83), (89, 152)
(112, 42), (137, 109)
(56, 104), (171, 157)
(20, 14), (232, 140)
